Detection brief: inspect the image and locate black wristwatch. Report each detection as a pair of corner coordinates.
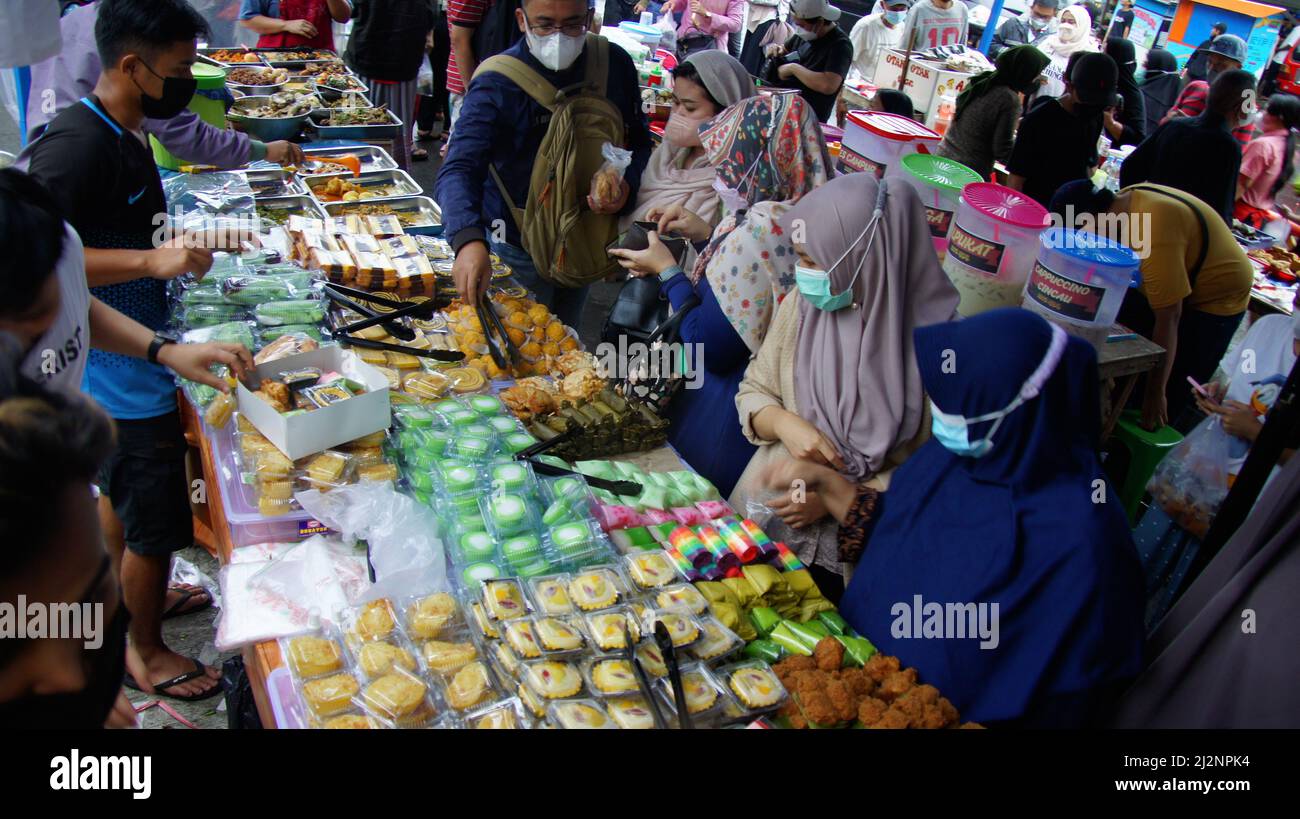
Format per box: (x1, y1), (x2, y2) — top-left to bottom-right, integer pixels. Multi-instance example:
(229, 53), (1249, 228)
(147, 332), (178, 364)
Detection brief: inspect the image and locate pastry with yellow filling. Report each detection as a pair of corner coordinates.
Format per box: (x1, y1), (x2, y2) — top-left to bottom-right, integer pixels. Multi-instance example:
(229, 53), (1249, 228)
(446, 661), (494, 710)
(605, 697), (655, 729)
(421, 639), (478, 673)
(653, 612), (699, 647)
(589, 659), (637, 695)
(484, 579), (527, 620)
(491, 641), (521, 678)
(587, 610), (639, 651)
(568, 570), (620, 611)
(286, 635), (344, 678)
(321, 713), (378, 729)
(470, 601), (499, 639)
(518, 682), (546, 718)
(664, 669), (718, 714)
(363, 672), (433, 726)
(530, 577), (573, 615)
(357, 640), (416, 678)
(627, 551), (676, 589)
(550, 700), (611, 729)
(471, 702), (521, 729)
(689, 619), (738, 661)
(725, 665), (785, 709)
(353, 598), (397, 642)
(635, 643), (667, 678)
(301, 672), (360, 717)
(523, 661), (583, 699)
(406, 592), (457, 639)
(655, 584), (708, 615)
(535, 617), (584, 652)
(503, 620), (541, 659)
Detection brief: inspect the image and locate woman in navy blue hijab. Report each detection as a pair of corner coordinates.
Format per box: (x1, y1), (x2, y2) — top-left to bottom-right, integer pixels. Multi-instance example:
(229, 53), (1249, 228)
(763, 309), (1145, 726)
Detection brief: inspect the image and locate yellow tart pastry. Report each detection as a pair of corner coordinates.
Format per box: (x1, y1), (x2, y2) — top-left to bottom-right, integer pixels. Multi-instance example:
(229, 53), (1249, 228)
(484, 580), (527, 620)
(655, 584), (708, 615)
(587, 611), (639, 651)
(568, 570), (620, 611)
(471, 602), (499, 639)
(492, 641), (521, 678)
(357, 641), (416, 678)
(689, 620), (737, 661)
(635, 644), (667, 678)
(531, 577), (574, 615)
(666, 670), (718, 714)
(590, 659), (638, 695)
(551, 700), (610, 729)
(447, 661), (494, 711)
(535, 617), (584, 652)
(503, 620), (542, 659)
(524, 661), (583, 699)
(354, 598), (397, 642)
(301, 672), (360, 717)
(627, 551), (676, 588)
(472, 703), (519, 729)
(518, 682), (546, 718)
(726, 665), (784, 709)
(606, 697), (656, 729)
(655, 612), (699, 647)
(406, 592), (457, 639)
(421, 639), (478, 674)
(363, 672), (432, 725)
(286, 635), (344, 678)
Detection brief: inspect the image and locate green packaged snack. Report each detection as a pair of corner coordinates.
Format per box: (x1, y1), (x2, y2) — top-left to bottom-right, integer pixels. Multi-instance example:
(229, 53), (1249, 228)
(782, 619), (825, 649)
(802, 620), (831, 640)
(220, 271), (316, 305)
(183, 302), (248, 328)
(836, 635), (877, 667)
(253, 298), (326, 327)
(818, 611), (850, 636)
(769, 622), (814, 656)
(749, 606), (782, 636)
(256, 324), (322, 344)
(742, 639), (783, 663)
(179, 282), (230, 306)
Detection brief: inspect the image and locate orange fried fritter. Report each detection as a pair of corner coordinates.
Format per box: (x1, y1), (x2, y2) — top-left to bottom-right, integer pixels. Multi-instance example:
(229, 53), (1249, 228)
(776, 655), (817, 674)
(813, 637), (845, 672)
(798, 690), (840, 726)
(824, 679), (858, 723)
(857, 696), (889, 726)
(877, 668), (918, 702)
(868, 708), (911, 729)
(863, 653), (900, 683)
(839, 667), (875, 698)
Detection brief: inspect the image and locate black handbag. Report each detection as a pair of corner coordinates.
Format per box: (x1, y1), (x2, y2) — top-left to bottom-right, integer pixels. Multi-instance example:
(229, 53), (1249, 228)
(615, 292), (701, 415)
(603, 275), (669, 346)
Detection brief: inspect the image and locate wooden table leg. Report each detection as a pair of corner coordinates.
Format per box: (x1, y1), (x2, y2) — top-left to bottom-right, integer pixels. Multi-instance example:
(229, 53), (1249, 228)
(243, 644), (277, 730)
(1101, 374), (1140, 442)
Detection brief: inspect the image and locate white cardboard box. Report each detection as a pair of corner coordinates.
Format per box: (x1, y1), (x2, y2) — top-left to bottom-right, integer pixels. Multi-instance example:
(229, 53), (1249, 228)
(873, 50), (975, 129)
(237, 346), (390, 460)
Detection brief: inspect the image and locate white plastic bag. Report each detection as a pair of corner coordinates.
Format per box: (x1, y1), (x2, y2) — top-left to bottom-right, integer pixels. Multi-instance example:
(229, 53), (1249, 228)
(416, 55), (434, 95)
(590, 142), (634, 209)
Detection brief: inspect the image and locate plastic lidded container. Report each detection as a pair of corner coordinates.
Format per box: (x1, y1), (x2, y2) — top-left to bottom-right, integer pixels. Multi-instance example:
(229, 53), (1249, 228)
(714, 659), (789, 715)
(453, 528), (499, 567)
(943, 182), (1052, 317)
(653, 582), (710, 616)
(547, 697), (617, 729)
(282, 626), (351, 682)
(340, 597), (403, 648)
(898, 153), (983, 260)
(583, 606), (642, 653)
(352, 636), (421, 682)
(527, 572), (577, 616)
(1022, 227), (1140, 349)
(464, 696), (531, 729)
(839, 110), (941, 178)
(481, 576), (531, 620)
(501, 617), (544, 660)
(531, 615), (589, 656)
(481, 491), (539, 540)
(356, 665), (442, 727)
(415, 625), (481, 676)
(437, 659), (505, 712)
(581, 656), (641, 698)
(653, 662), (729, 719)
(623, 550), (682, 590)
(399, 589), (465, 642)
(688, 615), (744, 663)
(566, 564), (628, 612)
(520, 658), (587, 700)
(487, 459), (537, 496)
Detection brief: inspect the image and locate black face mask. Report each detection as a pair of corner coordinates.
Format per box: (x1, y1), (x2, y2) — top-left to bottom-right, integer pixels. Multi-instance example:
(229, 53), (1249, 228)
(132, 58), (197, 120)
(0, 559), (130, 729)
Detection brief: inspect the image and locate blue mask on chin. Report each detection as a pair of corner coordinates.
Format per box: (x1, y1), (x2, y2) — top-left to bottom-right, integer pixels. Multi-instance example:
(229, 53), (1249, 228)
(929, 324), (1069, 458)
(796, 180), (890, 312)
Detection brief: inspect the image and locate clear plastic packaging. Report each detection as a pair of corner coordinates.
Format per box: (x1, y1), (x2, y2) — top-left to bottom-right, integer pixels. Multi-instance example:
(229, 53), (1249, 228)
(714, 659), (788, 714)
(300, 449), (354, 492)
(604, 695), (658, 729)
(583, 607), (641, 653)
(640, 608), (702, 649)
(281, 628), (350, 681)
(653, 583), (709, 616)
(501, 618), (543, 660)
(532, 616), (587, 655)
(623, 550), (680, 590)
(400, 590), (463, 641)
(688, 616), (744, 663)
(253, 298), (326, 326)
(566, 565), (626, 612)
(654, 662), (728, 719)
(354, 637), (420, 681)
(520, 659), (586, 700)
(482, 492), (539, 541)
(416, 629), (480, 676)
(439, 659), (504, 712)
(299, 670), (364, 719)
(481, 577), (530, 620)
(453, 528), (499, 567)
(548, 698), (616, 729)
(465, 696), (531, 729)
(589, 142), (633, 210)
(582, 657), (641, 698)
(526, 573), (575, 616)
(487, 460), (536, 497)
(357, 665), (441, 727)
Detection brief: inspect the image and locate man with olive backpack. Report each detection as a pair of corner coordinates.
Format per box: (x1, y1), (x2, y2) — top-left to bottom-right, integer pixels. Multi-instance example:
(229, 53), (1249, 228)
(436, 0), (652, 328)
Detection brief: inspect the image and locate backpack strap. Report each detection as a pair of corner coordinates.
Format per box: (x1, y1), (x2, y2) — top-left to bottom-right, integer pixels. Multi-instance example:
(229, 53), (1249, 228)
(584, 34), (609, 99)
(474, 54), (562, 110)
(1128, 185), (1210, 288)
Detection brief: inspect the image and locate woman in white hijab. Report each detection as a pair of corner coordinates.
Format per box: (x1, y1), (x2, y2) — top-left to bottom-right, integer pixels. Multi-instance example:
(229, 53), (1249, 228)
(1033, 4), (1099, 100)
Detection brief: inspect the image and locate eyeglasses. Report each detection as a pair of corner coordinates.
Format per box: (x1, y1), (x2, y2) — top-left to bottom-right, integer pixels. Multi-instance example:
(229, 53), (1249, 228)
(523, 12), (588, 36)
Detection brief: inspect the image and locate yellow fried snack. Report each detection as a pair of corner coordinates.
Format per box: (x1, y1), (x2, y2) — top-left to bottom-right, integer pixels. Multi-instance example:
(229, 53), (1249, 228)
(322, 713), (377, 729)
(421, 639), (478, 674)
(354, 598), (397, 642)
(357, 641), (416, 678)
(301, 672), (360, 717)
(287, 635), (344, 678)
(363, 673), (432, 725)
(446, 661), (493, 710)
(406, 592), (457, 640)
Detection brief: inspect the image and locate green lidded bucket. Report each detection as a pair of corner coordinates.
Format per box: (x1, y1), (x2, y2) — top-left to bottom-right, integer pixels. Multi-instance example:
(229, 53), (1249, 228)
(899, 153), (982, 259)
(151, 62), (229, 171)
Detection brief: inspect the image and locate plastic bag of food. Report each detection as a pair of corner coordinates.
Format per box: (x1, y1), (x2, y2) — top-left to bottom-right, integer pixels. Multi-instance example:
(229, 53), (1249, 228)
(1145, 416), (1232, 540)
(178, 320), (256, 408)
(255, 332), (321, 365)
(589, 142), (633, 209)
(254, 298), (326, 326)
(220, 270), (318, 304)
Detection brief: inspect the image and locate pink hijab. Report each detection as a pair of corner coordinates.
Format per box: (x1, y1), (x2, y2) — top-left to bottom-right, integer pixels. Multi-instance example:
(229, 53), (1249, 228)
(779, 172), (960, 480)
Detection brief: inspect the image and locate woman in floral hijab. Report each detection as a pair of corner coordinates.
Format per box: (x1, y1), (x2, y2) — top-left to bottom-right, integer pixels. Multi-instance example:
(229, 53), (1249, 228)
(609, 92), (832, 496)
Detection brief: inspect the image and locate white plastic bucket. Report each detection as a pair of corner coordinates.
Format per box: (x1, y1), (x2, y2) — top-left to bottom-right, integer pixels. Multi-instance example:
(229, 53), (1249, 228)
(942, 182), (1050, 317)
(1022, 228), (1140, 348)
(838, 110), (941, 178)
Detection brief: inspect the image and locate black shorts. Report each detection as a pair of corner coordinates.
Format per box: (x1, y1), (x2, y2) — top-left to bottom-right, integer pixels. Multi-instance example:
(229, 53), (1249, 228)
(97, 410), (193, 558)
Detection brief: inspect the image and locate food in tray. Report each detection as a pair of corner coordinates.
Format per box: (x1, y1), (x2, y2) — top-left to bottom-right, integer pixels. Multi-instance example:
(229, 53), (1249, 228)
(691, 619), (740, 661)
(606, 697), (655, 729)
(517, 682), (546, 718)
(550, 700), (611, 729)
(326, 105), (392, 125)
(499, 384), (557, 421)
(319, 93), (371, 110)
(357, 640), (417, 678)
(261, 48), (335, 61)
(286, 635), (345, 678)
(627, 550), (676, 589)
(421, 639), (478, 673)
(352, 598), (398, 642)
(301, 672), (360, 716)
(527, 390), (670, 460)
(636, 643), (668, 678)
(726, 664), (785, 709)
(406, 592), (457, 639)
(227, 66), (289, 86)
(255, 204), (312, 225)
(319, 73), (368, 92)
(652, 612), (699, 647)
(321, 713), (378, 729)
(531, 577), (574, 615)
(238, 90), (317, 117)
(588, 610), (639, 651)
(363, 672), (433, 725)
(297, 59), (348, 76)
(311, 175), (400, 202)
(663, 669), (718, 714)
(503, 620), (542, 659)
(656, 583), (708, 615)
(470, 701), (521, 729)
(357, 462), (399, 482)
(491, 641), (522, 678)
(590, 659), (638, 695)
(332, 201), (431, 228)
(446, 661), (494, 710)
(305, 450), (348, 489)
(535, 617), (584, 652)
(302, 153), (362, 176)
(208, 49), (264, 63)
(523, 660), (584, 699)
(568, 569), (620, 611)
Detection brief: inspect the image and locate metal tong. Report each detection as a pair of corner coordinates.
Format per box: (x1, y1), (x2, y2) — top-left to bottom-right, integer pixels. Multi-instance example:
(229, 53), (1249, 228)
(656, 620), (693, 729)
(474, 296), (522, 372)
(621, 621), (669, 730)
(513, 433), (644, 496)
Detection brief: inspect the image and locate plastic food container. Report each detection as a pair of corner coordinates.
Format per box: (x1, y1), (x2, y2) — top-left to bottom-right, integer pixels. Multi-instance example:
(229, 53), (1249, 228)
(1021, 228), (1140, 349)
(942, 182), (1050, 317)
(838, 111), (941, 178)
(898, 153), (982, 261)
(618, 22), (663, 51)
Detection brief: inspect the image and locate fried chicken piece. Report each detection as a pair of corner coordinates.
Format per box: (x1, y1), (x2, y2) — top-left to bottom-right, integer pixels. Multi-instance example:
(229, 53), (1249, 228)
(839, 667), (875, 699)
(863, 653), (901, 683)
(813, 637), (845, 673)
(867, 708), (911, 729)
(916, 704), (954, 730)
(791, 670), (827, 700)
(909, 684), (942, 706)
(778, 700), (806, 729)
(798, 690), (840, 726)
(857, 696), (889, 726)
(775, 655), (817, 674)
(937, 697), (960, 727)
(824, 679), (858, 723)
(877, 668), (918, 702)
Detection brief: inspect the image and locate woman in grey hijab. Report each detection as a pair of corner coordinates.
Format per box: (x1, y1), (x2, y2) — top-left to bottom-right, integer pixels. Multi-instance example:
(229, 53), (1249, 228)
(623, 50), (756, 230)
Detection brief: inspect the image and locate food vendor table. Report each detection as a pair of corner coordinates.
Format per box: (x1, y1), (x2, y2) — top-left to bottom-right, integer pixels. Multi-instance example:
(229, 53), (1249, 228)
(1096, 334), (1166, 441)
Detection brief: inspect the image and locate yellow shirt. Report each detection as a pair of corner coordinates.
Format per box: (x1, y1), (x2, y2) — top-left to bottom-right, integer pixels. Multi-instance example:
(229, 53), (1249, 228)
(1123, 185), (1252, 315)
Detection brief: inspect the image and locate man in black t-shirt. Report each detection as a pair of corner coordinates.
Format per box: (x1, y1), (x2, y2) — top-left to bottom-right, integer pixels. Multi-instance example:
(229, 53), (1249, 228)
(1009, 52), (1117, 208)
(763, 0), (853, 122)
(1108, 0), (1135, 40)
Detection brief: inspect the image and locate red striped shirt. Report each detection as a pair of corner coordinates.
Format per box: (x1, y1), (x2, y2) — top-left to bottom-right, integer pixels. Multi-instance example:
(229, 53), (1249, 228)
(447, 0), (489, 96)
(1168, 81), (1257, 148)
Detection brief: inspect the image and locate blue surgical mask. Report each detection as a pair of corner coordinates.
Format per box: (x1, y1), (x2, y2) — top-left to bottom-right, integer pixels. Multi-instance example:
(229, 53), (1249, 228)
(929, 324), (1068, 458)
(795, 181), (890, 312)
(884, 10), (907, 24)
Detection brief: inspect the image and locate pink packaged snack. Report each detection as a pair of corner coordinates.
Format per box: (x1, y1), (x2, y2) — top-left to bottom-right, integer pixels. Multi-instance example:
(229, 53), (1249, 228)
(642, 508), (677, 525)
(594, 503), (643, 531)
(695, 500), (735, 520)
(671, 506), (708, 527)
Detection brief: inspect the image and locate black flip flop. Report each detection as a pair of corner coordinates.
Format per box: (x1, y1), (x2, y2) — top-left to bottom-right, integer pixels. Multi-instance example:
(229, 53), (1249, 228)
(162, 585), (213, 620)
(411, 147), (430, 161)
(125, 658), (222, 702)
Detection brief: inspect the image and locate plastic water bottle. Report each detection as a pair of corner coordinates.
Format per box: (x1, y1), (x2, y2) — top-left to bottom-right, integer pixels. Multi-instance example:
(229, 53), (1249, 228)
(640, 11), (654, 25)
(934, 93), (956, 136)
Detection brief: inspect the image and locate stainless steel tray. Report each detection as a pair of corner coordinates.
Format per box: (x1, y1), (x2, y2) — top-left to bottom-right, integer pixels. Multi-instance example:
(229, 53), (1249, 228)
(311, 91), (373, 117)
(197, 47), (267, 67)
(323, 196), (442, 236)
(307, 108), (403, 140)
(306, 168), (421, 203)
(299, 145), (397, 176)
(254, 195), (328, 228)
(255, 47), (339, 66)
(244, 168), (309, 198)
